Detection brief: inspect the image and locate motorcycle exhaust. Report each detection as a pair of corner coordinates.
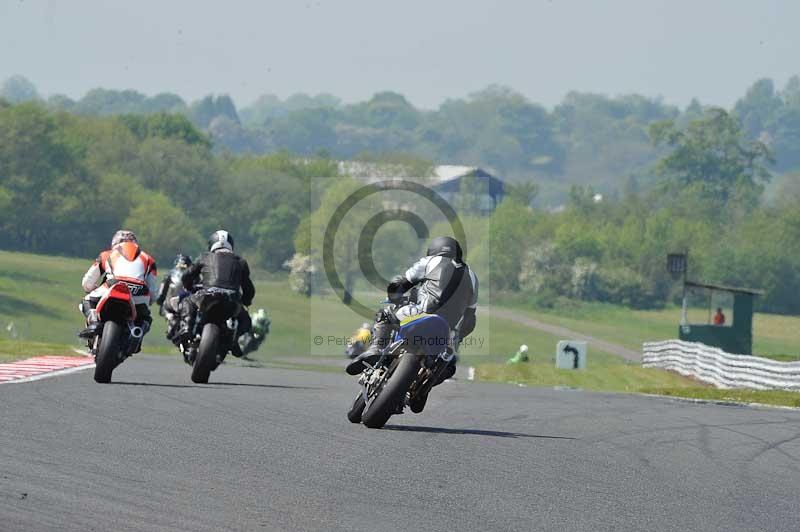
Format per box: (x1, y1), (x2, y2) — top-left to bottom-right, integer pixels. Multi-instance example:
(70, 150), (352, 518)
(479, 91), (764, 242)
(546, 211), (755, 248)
(129, 325), (144, 339)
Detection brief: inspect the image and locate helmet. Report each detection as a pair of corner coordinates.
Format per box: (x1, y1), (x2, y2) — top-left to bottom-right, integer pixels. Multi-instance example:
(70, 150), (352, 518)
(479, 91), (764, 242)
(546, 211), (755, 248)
(208, 230), (234, 252)
(111, 230), (137, 247)
(361, 322), (371, 330)
(520, 344), (529, 353)
(174, 254), (192, 269)
(426, 236), (462, 261)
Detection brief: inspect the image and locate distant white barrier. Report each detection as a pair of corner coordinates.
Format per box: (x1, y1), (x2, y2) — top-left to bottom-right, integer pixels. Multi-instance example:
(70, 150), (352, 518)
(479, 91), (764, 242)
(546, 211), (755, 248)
(642, 340), (800, 391)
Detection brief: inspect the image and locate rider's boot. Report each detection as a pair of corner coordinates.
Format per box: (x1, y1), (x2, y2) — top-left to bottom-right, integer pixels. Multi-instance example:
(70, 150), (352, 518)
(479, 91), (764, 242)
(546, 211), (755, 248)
(345, 321), (393, 375)
(409, 360), (457, 413)
(78, 309), (101, 339)
(177, 301), (197, 343)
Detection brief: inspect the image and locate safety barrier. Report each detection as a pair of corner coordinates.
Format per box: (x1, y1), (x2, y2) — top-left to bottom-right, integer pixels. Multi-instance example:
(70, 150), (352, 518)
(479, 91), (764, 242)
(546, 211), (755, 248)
(642, 340), (800, 391)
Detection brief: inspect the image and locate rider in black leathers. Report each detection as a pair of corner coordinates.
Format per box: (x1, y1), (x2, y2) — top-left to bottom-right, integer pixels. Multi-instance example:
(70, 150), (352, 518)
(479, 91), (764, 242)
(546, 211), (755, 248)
(156, 254), (193, 342)
(178, 230), (255, 356)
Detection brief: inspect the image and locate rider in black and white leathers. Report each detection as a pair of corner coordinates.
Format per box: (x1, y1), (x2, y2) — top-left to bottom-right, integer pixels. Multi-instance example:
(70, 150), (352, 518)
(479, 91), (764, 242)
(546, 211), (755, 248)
(392, 253), (478, 331)
(345, 236), (478, 376)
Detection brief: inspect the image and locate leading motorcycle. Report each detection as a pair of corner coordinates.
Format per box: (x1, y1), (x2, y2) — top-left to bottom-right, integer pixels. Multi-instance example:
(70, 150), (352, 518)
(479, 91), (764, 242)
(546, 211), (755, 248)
(80, 280), (148, 383)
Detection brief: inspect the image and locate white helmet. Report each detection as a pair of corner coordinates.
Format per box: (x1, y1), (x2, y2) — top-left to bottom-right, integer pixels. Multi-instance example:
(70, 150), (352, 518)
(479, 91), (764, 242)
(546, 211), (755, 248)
(361, 322), (371, 330)
(111, 230), (138, 247)
(520, 344), (529, 353)
(208, 230), (234, 252)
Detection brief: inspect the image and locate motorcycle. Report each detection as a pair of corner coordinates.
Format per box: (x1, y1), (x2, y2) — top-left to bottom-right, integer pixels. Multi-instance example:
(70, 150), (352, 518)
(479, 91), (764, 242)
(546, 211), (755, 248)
(80, 280), (147, 383)
(347, 307), (455, 429)
(178, 290), (241, 383)
(160, 269), (190, 344)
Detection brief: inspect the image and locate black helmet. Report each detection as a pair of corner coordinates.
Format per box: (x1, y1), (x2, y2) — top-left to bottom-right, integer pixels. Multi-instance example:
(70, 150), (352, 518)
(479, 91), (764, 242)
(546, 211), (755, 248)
(208, 230), (234, 252)
(426, 236), (462, 261)
(174, 254), (192, 269)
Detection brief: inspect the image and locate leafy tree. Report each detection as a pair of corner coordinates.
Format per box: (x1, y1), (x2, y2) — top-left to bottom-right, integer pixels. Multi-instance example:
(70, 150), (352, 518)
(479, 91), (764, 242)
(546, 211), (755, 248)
(46, 94), (76, 112)
(75, 88), (148, 116)
(0, 103), (92, 253)
(1, 75), (40, 103)
(144, 93), (187, 113)
(189, 94), (240, 128)
(268, 108), (338, 155)
(486, 198), (536, 290)
(506, 181), (539, 207)
(348, 92), (420, 130)
(453, 173), (490, 215)
(123, 191), (204, 264)
(649, 108), (772, 203)
(119, 113), (210, 147)
(305, 178), (384, 304)
(124, 136), (222, 226)
(734, 78), (783, 139)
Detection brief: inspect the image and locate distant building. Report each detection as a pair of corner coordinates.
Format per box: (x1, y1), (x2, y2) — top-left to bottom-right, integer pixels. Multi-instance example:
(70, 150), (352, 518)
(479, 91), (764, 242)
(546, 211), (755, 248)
(430, 165), (505, 214)
(337, 161), (506, 214)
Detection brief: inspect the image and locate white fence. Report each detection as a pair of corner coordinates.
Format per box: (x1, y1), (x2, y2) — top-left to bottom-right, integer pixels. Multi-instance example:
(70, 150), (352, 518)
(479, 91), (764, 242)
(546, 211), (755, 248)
(642, 340), (800, 391)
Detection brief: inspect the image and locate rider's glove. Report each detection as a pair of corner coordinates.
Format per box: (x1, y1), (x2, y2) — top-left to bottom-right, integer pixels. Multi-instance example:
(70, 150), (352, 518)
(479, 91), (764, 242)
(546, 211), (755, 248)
(387, 275), (413, 305)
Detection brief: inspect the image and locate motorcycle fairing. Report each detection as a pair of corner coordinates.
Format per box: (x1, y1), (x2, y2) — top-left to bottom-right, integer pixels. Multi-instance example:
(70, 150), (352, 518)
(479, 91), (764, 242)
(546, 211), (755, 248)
(395, 312), (450, 358)
(96, 282), (137, 321)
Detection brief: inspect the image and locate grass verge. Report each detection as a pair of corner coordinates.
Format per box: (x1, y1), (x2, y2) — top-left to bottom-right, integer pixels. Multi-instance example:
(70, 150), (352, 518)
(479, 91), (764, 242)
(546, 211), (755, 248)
(474, 362), (800, 408)
(474, 362), (700, 393)
(495, 295), (800, 359)
(0, 339), (80, 363)
(638, 387), (800, 408)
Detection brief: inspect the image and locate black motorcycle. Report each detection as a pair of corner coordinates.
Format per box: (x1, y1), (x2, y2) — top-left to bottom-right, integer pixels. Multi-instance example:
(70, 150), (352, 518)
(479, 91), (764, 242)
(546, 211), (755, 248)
(347, 309), (455, 429)
(179, 290), (241, 383)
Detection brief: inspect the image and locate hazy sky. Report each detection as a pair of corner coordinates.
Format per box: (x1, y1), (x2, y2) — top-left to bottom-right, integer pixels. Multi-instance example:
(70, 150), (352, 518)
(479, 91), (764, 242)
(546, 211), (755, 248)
(1, 0), (798, 109)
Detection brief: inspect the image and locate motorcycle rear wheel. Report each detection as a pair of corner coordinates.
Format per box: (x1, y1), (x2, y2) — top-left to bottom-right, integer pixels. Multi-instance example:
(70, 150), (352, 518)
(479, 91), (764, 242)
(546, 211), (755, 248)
(94, 320), (122, 383)
(362, 352), (421, 429)
(192, 323), (220, 383)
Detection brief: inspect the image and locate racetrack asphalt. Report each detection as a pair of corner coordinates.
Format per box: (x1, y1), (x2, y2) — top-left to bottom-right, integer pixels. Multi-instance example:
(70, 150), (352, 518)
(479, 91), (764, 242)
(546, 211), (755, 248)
(1, 355), (799, 532)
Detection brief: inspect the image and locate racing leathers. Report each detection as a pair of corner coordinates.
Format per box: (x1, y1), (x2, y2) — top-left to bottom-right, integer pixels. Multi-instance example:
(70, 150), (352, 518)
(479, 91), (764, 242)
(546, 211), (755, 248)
(345, 253), (478, 376)
(156, 268), (191, 341)
(178, 248), (255, 354)
(80, 244), (158, 338)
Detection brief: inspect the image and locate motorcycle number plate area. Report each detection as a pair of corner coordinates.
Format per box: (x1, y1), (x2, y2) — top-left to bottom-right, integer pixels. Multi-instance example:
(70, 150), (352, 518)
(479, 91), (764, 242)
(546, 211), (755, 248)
(123, 282), (147, 296)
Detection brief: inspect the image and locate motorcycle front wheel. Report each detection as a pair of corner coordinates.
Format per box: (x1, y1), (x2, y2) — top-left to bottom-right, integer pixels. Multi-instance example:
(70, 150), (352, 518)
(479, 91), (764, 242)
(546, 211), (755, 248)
(361, 352), (421, 429)
(94, 320), (123, 383)
(347, 392), (366, 424)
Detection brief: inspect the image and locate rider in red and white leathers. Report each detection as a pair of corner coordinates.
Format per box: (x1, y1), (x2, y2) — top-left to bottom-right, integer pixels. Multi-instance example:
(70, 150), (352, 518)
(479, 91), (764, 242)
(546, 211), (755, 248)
(79, 230), (158, 338)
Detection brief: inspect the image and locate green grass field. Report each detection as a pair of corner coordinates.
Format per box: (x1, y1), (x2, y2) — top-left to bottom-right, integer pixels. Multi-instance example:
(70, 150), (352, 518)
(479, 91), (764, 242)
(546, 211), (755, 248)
(2, 249), (799, 407)
(0, 249), (620, 364)
(496, 296), (800, 359)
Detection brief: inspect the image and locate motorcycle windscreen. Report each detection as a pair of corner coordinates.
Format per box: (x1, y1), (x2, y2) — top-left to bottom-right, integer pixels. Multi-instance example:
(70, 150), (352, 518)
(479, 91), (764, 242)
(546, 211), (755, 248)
(396, 313), (450, 357)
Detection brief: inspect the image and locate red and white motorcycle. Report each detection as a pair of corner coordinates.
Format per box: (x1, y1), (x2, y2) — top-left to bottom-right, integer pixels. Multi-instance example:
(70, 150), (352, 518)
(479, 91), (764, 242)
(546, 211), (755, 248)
(80, 280), (147, 383)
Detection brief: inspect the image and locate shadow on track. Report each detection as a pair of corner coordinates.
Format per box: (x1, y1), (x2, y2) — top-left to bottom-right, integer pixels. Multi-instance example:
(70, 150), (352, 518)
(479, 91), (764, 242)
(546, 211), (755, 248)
(384, 424), (576, 440)
(207, 382), (319, 390)
(111, 381), (210, 389)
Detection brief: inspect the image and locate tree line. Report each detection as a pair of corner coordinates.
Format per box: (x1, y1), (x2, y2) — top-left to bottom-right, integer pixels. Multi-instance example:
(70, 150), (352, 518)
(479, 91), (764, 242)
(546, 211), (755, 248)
(0, 99), (336, 270)
(292, 108), (798, 315)
(4, 75), (800, 203)
(1, 79), (798, 314)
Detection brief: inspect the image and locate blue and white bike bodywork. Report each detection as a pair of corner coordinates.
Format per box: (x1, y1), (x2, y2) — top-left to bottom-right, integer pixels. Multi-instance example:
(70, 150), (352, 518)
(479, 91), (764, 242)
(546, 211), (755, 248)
(348, 310), (456, 429)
